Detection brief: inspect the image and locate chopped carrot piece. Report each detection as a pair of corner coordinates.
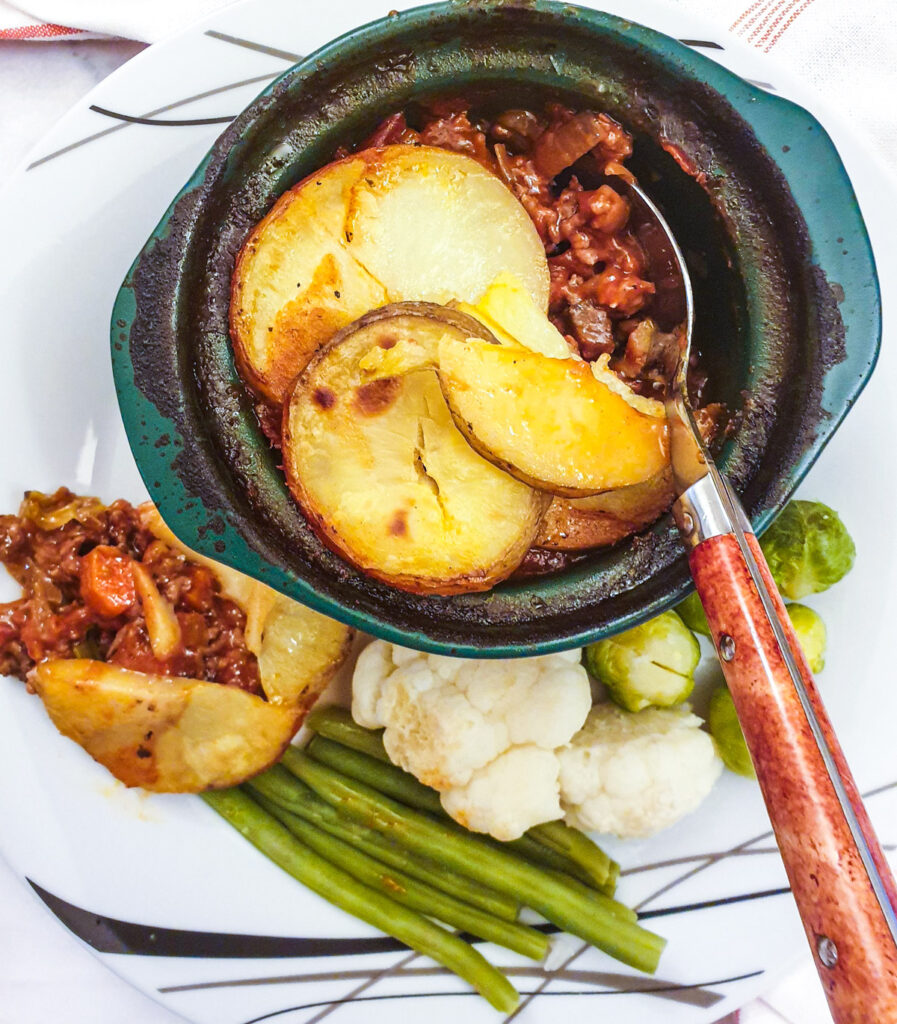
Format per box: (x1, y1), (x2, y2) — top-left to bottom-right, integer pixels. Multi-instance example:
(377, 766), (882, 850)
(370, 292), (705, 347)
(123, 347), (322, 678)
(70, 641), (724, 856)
(79, 545), (136, 618)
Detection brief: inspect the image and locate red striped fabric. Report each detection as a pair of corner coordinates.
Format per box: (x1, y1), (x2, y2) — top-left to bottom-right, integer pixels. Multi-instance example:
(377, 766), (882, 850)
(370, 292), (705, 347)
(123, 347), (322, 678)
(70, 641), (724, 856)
(729, 0), (819, 51)
(0, 22), (86, 39)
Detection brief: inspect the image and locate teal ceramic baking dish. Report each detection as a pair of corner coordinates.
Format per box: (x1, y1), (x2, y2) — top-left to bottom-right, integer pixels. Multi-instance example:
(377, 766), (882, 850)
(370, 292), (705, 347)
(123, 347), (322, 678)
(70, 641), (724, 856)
(111, 0), (879, 656)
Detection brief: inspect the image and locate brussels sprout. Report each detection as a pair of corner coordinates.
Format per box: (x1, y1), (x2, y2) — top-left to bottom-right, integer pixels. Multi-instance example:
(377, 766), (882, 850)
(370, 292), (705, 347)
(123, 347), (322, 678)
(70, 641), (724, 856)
(584, 610), (700, 712)
(675, 591), (711, 638)
(760, 500), (855, 599)
(708, 686), (755, 778)
(786, 603), (827, 673)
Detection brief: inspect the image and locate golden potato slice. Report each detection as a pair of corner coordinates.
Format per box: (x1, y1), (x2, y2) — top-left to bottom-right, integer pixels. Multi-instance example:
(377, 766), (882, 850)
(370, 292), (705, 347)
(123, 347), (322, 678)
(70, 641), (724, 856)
(535, 467), (676, 550)
(32, 661), (298, 792)
(231, 155), (388, 403)
(345, 147), (549, 311)
(467, 271), (572, 359)
(231, 146), (549, 403)
(284, 305), (549, 594)
(437, 338), (669, 497)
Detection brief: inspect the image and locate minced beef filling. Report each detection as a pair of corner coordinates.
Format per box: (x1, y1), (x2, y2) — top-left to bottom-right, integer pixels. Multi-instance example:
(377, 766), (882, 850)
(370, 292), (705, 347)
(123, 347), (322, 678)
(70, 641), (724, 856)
(0, 488), (261, 693)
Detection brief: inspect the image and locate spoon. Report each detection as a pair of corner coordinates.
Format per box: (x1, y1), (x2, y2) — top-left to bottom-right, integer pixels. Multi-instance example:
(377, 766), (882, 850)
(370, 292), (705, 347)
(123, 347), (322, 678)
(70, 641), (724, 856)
(609, 176), (897, 1023)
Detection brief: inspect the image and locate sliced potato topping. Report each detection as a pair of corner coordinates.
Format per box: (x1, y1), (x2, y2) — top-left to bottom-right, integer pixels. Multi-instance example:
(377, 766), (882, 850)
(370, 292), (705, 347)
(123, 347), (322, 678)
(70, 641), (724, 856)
(284, 306), (549, 594)
(468, 271), (573, 360)
(231, 146), (549, 404)
(231, 156), (388, 404)
(33, 660), (299, 792)
(535, 468), (676, 551)
(437, 338), (670, 497)
(345, 148), (548, 312)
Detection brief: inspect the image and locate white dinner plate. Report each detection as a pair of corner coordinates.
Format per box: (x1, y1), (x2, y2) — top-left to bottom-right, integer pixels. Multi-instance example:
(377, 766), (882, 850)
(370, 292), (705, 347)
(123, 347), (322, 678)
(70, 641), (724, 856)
(1, 2), (895, 1022)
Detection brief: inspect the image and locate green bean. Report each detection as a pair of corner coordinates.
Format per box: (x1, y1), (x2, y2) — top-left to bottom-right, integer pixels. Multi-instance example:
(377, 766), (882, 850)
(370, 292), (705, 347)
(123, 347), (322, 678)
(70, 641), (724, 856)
(254, 794), (548, 961)
(306, 735), (442, 810)
(270, 755), (634, 927)
(248, 765), (518, 922)
(605, 857), (620, 895)
(281, 747), (665, 974)
(306, 706), (391, 761)
(305, 708), (619, 893)
(527, 820), (617, 893)
(200, 789), (519, 1013)
(305, 734), (617, 895)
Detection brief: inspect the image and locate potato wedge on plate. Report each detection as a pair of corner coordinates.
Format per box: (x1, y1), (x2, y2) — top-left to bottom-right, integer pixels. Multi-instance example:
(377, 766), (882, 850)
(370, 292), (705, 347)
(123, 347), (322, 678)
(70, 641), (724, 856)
(284, 304), (549, 594)
(32, 506), (353, 792)
(231, 146), (549, 403)
(32, 660), (299, 792)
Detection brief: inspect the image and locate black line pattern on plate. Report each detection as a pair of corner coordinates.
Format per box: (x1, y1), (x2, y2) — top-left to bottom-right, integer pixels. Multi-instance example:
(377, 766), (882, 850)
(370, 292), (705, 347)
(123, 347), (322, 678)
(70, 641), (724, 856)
(27, 877), (797, 961)
(28, 74), (279, 171)
(204, 29), (303, 62)
(29, 877), (772, 1016)
(678, 39), (725, 49)
(28, 880), (407, 958)
(164, 966), (759, 1010)
(89, 105), (237, 128)
(236, 974), (761, 1024)
(26, 29), (303, 171)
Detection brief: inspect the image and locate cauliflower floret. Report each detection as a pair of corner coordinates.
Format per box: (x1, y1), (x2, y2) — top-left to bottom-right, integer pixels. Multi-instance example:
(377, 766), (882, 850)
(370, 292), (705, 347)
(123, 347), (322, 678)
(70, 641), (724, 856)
(558, 704), (722, 838)
(351, 641), (590, 839)
(442, 746), (562, 839)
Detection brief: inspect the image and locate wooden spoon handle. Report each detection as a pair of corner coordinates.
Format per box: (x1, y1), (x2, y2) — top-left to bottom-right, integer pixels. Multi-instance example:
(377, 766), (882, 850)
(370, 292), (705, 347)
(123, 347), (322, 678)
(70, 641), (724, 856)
(690, 530), (897, 1024)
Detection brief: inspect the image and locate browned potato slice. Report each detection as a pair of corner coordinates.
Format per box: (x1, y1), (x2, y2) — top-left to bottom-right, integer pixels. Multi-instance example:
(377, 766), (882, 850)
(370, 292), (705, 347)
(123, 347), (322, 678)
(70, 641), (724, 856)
(437, 338), (669, 497)
(32, 660), (299, 792)
(231, 146), (549, 403)
(284, 305), (549, 594)
(231, 155), (388, 403)
(535, 467), (676, 550)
